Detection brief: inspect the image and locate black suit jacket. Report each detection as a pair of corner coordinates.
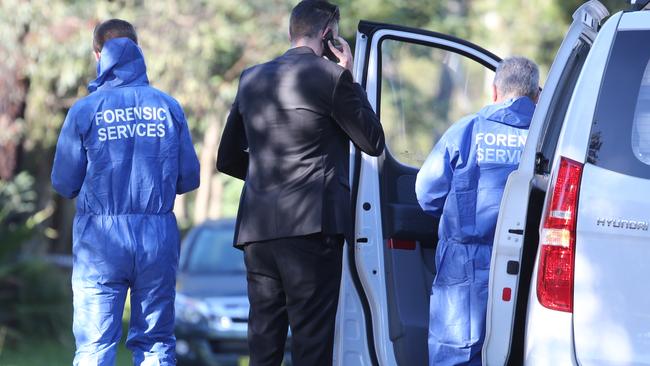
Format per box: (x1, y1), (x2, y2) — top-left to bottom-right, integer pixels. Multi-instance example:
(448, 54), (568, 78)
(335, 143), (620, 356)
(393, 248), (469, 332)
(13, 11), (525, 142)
(217, 46), (385, 246)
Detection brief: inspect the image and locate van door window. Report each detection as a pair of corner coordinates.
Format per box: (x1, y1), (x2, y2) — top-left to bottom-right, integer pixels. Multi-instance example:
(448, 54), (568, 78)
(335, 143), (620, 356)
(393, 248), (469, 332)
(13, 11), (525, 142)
(589, 30), (650, 178)
(379, 38), (494, 167)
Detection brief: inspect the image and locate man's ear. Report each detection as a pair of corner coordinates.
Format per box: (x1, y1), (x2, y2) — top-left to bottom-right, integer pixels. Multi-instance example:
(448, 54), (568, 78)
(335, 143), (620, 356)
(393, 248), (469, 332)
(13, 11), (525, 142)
(94, 50), (101, 62)
(532, 93), (540, 104)
(533, 87), (541, 104)
(492, 84), (498, 103)
(321, 27), (328, 40)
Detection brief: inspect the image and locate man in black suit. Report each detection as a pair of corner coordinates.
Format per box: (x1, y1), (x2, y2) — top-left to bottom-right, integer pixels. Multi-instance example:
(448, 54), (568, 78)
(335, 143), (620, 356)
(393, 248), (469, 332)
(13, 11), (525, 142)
(216, 1), (384, 365)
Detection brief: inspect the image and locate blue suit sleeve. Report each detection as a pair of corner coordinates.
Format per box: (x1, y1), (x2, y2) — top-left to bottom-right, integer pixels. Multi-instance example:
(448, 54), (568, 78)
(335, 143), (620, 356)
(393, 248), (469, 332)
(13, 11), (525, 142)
(51, 111), (87, 199)
(175, 105), (200, 194)
(415, 132), (459, 217)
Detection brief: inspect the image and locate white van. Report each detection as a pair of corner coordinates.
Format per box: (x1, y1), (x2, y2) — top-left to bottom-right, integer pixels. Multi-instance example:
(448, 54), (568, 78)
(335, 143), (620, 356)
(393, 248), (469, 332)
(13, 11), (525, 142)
(334, 1), (650, 365)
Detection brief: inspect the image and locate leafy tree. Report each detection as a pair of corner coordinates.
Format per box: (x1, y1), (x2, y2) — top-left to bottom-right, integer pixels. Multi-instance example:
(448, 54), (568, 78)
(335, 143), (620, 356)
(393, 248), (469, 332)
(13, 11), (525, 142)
(1, 0), (626, 253)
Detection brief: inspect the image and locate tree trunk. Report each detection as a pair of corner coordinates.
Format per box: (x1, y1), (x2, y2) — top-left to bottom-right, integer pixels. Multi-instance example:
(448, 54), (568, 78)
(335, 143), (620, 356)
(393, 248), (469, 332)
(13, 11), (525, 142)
(208, 173), (223, 219)
(193, 117), (222, 223)
(174, 194), (187, 223)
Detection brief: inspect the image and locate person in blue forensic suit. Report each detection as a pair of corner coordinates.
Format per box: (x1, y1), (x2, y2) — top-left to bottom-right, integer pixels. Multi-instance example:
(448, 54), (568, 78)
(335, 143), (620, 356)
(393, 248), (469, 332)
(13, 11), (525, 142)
(416, 57), (540, 365)
(51, 19), (200, 366)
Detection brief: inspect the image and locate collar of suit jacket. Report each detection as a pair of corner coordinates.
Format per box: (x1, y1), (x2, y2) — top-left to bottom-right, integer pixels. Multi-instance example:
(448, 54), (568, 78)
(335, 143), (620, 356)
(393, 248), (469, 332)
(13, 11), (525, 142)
(285, 46), (317, 56)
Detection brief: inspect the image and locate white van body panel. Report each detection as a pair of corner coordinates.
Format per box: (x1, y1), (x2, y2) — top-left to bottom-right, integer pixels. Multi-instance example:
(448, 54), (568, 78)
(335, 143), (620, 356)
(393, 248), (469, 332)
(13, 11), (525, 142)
(334, 247), (374, 366)
(574, 165), (650, 365)
(524, 283), (577, 366)
(483, 2), (608, 363)
(484, 167), (531, 366)
(334, 32), (374, 366)
(354, 153), (397, 366)
(524, 10), (622, 364)
(350, 29), (399, 366)
(618, 10), (650, 30)
(572, 10), (650, 366)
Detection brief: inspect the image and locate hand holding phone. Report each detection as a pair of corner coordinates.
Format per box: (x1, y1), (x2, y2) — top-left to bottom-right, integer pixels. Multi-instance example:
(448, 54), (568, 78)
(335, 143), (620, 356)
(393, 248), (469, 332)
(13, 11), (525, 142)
(322, 33), (353, 72)
(322, 29), (342, 63)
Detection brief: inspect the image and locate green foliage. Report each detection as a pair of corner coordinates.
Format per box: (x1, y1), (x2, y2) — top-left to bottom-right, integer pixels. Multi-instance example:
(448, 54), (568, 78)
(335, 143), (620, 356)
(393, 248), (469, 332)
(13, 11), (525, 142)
(222, 176), (245, 218)
(380, 40), (494, 166)
(0, 172), (69, 345)
(0, 261), (72, 342)
(0, 172), (37, 253)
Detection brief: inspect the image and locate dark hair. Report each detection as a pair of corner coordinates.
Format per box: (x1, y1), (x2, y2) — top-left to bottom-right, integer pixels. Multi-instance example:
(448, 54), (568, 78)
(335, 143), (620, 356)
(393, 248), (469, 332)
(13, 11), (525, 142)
(290, 1), (340, 40)
(93, 19), (138, 52)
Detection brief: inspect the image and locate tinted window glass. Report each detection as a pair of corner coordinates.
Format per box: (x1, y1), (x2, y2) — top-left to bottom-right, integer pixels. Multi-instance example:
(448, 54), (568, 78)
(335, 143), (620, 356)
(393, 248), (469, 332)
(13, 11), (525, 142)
(589, 30), (650, 179)
(185, 226), (245, 273)
(631, 62), (650, 164)
(379, 38), (494, 167)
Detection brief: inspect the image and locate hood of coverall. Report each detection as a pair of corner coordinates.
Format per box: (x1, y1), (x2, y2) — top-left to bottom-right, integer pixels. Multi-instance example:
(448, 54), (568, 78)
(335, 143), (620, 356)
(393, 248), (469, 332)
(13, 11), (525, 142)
(478, 96), (535, 129)
(88, 37), (149, 92)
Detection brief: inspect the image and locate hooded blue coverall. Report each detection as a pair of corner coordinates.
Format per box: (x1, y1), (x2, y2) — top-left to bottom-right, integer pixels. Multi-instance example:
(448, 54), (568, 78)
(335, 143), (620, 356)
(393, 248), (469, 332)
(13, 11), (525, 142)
(415, 97), (534, 365)
(51, 38), (200, 365)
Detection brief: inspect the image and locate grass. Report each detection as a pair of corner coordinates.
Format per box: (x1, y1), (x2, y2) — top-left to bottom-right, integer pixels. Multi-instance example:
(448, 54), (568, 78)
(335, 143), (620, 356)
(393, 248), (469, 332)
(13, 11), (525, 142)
(0, 321), (133, 366)
(0, 290), (259, 366)
(0, 294), (133, 366)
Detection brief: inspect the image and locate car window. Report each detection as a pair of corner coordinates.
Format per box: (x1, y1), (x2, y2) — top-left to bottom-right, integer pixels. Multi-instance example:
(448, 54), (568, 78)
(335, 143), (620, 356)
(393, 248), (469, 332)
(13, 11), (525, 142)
(379, 38), (494, 167)
(588, 30), (650, 179)
(631, 60), (650, 164)
(185, 226), (245, 274)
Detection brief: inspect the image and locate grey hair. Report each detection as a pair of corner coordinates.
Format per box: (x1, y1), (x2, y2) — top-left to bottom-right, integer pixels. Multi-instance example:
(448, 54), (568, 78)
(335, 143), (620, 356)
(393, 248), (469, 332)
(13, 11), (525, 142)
(494, 56), (540, 100)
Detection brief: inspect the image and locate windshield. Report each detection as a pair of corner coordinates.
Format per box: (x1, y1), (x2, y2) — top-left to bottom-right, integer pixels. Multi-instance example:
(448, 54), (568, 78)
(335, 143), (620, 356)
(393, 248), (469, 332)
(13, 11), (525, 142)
(184, 226), (245, 274)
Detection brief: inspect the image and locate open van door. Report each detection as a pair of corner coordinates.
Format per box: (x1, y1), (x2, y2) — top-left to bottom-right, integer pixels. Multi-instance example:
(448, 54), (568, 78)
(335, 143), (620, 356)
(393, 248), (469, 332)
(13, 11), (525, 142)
(483, 1), (609, 365)
(334, 21), (500, 366)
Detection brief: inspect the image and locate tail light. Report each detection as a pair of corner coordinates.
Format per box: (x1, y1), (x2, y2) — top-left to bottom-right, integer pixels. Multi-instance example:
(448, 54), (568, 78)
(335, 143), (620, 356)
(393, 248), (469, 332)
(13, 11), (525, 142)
(537, 157), (583, 312)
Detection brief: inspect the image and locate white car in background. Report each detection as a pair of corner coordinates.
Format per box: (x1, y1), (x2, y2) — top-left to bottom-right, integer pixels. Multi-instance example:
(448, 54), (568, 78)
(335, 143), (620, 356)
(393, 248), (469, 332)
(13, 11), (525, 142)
(334, 1), (650, 365)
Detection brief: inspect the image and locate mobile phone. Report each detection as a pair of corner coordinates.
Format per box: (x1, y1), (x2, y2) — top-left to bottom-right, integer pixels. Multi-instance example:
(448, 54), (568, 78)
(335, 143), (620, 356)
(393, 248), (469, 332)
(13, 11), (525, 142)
(322, 29), (342, 63)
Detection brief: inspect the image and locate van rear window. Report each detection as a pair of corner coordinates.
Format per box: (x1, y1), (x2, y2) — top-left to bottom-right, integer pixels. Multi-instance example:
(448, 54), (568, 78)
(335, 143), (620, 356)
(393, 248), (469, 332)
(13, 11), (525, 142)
(588, 30), (650, 179)
(632, 63), (650, 164)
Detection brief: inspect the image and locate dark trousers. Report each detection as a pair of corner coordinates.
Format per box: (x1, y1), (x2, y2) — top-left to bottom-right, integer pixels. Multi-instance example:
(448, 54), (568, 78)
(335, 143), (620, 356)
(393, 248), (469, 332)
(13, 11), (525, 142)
(243, 233), (344, 366)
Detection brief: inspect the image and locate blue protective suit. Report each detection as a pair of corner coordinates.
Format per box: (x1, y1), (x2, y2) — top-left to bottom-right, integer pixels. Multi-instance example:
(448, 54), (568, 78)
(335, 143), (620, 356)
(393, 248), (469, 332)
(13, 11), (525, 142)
(415, 97), (534, 365)
(51, 38), (200, 366)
